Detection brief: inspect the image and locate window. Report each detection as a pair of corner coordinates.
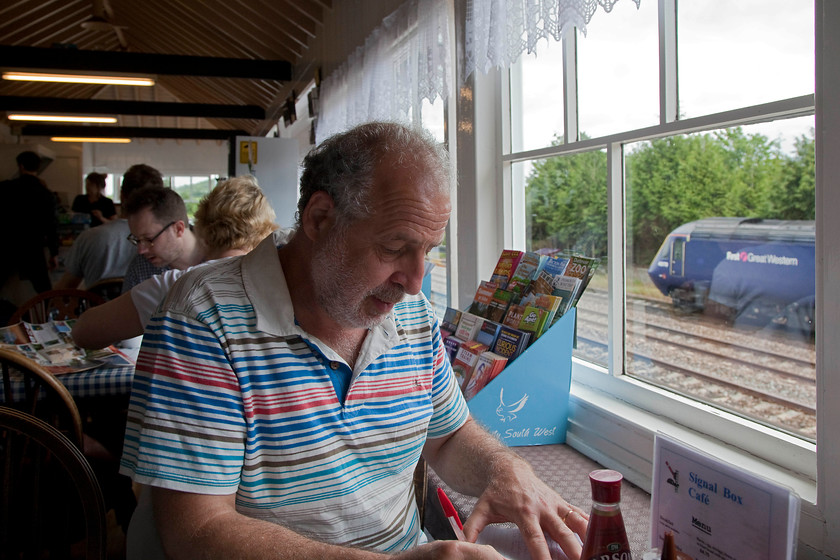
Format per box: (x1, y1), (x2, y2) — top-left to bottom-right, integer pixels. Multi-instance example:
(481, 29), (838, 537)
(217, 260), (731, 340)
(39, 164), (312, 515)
(503, 0), (815, 470)
(169, 176), (220, 220)
(625, 118), (816, 441)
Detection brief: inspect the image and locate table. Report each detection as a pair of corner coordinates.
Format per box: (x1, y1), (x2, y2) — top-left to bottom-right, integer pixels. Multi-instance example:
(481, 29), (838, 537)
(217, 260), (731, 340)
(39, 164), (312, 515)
(424, 444), (652, 557)
(55, 362), (135, 399)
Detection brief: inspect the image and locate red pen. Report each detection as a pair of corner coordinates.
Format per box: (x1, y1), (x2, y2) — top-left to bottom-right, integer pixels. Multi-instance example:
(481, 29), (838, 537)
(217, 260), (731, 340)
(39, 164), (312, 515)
(437, 487), (467, 541)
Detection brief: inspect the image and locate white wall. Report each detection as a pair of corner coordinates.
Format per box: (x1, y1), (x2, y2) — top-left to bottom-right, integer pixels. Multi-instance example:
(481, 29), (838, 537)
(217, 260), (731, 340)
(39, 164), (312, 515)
(83, 138), (229, 178)
(231, 136), (300, 229)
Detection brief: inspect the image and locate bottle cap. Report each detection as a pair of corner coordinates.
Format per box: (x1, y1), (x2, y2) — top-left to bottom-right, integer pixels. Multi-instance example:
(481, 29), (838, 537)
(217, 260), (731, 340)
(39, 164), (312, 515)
(589, 469), (623, 503)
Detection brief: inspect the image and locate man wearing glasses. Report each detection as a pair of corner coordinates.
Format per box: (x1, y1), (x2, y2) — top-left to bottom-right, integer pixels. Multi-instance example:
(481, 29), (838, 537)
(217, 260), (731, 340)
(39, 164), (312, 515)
(121, 186), (202, 291)
(54, 163), (167, 291)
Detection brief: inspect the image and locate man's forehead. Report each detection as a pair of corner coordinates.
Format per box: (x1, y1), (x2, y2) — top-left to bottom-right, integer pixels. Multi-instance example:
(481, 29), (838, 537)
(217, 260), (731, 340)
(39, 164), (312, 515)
(128, 207), (164, 231)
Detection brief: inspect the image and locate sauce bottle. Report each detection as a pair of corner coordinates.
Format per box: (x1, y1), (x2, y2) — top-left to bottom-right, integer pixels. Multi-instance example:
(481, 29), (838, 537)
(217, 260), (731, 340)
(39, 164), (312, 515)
(580, 469), (633, 560)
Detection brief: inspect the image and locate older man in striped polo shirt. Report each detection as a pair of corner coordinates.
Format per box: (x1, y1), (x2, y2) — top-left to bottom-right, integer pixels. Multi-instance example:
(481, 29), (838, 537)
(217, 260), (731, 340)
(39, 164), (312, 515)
(120, 122), (588, 560)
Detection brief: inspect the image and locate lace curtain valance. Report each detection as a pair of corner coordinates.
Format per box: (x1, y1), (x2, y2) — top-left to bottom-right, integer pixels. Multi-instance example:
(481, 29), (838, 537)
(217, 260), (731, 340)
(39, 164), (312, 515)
(465, 0), (640, 79)
(316, 0), (450, 143)
(316, 0), (639, 142)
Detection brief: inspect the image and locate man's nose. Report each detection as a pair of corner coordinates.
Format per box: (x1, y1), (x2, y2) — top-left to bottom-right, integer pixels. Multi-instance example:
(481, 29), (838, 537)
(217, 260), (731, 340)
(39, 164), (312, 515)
(400, 252), (427, 295)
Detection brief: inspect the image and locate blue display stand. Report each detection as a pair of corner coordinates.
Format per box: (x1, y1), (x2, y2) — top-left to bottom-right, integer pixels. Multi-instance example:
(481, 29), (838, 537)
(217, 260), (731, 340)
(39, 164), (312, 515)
(467, 308), (575, 447)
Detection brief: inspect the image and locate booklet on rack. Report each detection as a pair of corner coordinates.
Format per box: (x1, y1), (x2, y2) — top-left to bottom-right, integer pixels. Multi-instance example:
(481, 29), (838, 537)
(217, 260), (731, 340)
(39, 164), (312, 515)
(651, 432), (800, 560)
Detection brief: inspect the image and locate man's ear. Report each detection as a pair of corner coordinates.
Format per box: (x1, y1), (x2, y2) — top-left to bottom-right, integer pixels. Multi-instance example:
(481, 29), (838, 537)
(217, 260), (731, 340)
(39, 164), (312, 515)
(173, 220), (187, 237)
(300, 191), (335, 241)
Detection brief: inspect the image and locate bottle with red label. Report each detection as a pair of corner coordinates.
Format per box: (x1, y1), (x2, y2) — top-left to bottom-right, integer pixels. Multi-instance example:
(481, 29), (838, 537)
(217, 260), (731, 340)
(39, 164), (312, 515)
(580, 469), (633, 560)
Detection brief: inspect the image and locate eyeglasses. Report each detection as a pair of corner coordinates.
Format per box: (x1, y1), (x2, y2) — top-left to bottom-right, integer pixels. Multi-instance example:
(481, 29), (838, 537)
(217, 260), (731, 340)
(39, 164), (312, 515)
(127, 221), (176, 247)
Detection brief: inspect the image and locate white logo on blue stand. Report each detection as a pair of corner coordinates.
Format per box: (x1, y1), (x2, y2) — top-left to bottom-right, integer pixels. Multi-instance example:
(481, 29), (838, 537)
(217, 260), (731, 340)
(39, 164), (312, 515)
(496, 387), (528, 422)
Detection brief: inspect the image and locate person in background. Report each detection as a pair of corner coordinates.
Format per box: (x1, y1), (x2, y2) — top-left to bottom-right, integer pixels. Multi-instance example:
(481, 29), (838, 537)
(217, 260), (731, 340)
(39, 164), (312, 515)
(72, 175), (279, 349)
(121, 122), (588, 560)
(72, 172), (117, 227)
(120, 186), (202, 292)
(0, 150), (59, 295)
(54, 164), (164, 291)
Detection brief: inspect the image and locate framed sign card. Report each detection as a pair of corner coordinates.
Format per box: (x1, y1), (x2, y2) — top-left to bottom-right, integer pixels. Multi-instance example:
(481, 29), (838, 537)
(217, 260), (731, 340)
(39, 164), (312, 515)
(651, 433), (800, 560)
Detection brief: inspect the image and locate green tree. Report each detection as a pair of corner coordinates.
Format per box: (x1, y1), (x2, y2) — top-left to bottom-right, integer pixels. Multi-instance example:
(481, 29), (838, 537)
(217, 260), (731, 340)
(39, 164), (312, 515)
(626, 128), (797, 266)
(525, 143), (607, 257)
(773, 130), (815, 220)
(525, 127), (815, 268)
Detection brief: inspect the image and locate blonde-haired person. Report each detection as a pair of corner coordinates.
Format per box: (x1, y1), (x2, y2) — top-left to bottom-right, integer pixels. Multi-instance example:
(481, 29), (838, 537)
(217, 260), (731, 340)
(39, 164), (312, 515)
(72, 176), (280, 349)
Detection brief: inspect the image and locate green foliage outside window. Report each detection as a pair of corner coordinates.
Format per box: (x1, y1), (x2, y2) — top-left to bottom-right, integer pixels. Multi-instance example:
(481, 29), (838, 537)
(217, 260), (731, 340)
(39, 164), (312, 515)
(525, 127), (816, 268)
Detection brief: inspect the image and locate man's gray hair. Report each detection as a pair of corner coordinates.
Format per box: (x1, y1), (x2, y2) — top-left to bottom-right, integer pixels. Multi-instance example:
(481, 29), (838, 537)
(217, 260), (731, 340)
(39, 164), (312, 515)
(296, 122), (450, 228)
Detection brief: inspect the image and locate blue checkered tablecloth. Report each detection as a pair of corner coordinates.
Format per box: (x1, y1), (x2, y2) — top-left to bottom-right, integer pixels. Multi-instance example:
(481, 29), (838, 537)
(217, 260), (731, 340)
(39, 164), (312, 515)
(1, 362), (136, 402)
(55, 363), (135, 399)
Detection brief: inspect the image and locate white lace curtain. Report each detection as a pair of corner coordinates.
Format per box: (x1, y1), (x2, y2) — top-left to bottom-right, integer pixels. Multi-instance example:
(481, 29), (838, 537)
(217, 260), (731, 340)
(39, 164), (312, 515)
(316, 0), (450, 143)
(465, 0), (640, 79)
(317, 0), (639, 141)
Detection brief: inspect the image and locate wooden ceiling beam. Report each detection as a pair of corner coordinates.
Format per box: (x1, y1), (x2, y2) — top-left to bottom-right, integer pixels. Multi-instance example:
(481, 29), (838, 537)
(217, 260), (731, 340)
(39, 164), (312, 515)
(0, 45), (292, 81)
(0, 95), (266, 119)
(19, 123), (247, 140)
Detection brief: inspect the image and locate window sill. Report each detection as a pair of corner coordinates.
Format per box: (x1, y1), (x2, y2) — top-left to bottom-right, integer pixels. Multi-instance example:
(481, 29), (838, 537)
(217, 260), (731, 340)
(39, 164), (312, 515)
(566, 361), (829, 555)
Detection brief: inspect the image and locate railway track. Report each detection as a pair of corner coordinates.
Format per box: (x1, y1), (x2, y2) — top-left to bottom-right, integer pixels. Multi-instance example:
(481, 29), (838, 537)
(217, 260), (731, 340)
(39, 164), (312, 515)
(572, 288), (817, 438)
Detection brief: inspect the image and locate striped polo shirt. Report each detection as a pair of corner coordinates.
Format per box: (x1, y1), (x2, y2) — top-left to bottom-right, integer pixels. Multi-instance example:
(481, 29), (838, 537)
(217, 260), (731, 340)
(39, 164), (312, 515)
(120, 234), (469, 551)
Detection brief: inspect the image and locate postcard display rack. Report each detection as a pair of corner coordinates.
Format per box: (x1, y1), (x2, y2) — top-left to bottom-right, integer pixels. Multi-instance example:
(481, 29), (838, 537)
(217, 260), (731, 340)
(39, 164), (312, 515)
(466, 307), (575, 447)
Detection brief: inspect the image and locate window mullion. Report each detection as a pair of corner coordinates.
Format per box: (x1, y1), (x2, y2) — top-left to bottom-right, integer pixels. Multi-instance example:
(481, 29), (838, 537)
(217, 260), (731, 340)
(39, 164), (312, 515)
(563, 31), (579, 143)
(607, 142), (625, 377)
(659, 0), (678, 124)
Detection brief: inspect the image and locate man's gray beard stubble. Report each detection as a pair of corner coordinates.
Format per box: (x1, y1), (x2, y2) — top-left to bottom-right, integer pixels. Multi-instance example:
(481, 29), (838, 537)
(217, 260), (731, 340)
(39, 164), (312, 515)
(310, 226), (405, 330)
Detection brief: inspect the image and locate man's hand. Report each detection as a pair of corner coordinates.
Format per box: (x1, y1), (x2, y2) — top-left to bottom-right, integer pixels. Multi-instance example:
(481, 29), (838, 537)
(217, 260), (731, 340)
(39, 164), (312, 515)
(424, 418), (589, 560)
(462, 458), (588, 560)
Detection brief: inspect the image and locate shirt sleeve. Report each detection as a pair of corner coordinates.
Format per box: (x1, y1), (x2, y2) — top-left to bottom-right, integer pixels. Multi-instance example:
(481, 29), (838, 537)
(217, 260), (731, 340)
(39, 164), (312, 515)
(129, 269), (185, 327)
(120, 309), (247, 494)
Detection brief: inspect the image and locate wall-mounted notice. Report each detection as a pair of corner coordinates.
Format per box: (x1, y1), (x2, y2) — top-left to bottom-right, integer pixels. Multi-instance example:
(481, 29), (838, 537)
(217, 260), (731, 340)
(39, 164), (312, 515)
(651, 433), (800, 560)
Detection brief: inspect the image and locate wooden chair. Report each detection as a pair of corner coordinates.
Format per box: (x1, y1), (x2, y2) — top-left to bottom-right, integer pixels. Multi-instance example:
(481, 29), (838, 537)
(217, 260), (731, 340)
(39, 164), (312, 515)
(9, 288), (106, 325)
(0, 406), (108, 560)
(86, 277), (126, 302)
(0, 347), (84, 448)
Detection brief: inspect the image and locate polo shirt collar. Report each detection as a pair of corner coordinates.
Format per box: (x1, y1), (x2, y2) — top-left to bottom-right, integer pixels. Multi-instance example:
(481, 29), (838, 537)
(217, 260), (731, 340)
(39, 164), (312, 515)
(241, 232), (399, 373)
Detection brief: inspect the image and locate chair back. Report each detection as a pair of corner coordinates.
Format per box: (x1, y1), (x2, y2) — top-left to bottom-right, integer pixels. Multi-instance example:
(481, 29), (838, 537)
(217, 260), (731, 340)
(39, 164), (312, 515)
(0, 406), (108, 559)
(86, 277), (126, 302)
(9, 288), (105, 325)
(0, 348), (84, 447)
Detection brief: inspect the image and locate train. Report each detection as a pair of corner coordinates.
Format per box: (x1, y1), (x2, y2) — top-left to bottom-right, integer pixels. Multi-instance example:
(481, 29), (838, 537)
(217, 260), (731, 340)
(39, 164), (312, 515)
(647, 217), (815, 335)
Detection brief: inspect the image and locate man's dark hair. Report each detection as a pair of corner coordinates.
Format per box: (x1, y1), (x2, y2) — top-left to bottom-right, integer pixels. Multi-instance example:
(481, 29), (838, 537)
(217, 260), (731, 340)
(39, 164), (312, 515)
(123, 186), (188, 224)
(121, 164), (164, 201)
(16, 151), (41, 173)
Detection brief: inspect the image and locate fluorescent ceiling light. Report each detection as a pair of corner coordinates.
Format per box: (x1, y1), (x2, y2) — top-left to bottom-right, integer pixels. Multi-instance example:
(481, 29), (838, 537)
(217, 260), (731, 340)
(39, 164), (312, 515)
(2, 71), (155, 86)
(51, 137), (132, 143)
(9, 114), (118, 124)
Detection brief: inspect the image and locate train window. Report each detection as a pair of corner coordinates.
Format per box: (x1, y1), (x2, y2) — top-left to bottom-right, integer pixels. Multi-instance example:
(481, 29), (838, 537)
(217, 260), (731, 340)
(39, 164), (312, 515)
(669, 238), (685, 277)
(624, 116), (816, 441)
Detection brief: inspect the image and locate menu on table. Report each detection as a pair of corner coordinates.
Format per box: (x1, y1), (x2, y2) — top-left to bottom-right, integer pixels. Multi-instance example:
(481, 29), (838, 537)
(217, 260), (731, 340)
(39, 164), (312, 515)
(651, 432), (800, 560)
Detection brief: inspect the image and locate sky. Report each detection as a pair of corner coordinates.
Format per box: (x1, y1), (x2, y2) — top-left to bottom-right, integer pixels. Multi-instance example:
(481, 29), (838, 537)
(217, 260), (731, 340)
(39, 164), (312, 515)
(514, 0), (814, 155)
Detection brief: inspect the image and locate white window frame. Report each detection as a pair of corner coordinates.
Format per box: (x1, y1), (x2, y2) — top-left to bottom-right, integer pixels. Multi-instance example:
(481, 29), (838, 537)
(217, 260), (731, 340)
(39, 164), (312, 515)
(455, 1), (838, 556)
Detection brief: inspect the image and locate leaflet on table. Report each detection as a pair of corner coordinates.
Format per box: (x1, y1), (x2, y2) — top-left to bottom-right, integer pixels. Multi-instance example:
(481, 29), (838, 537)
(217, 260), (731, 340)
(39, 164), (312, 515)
(650, 432), (800, 560)
(0, 320), (134, 373)
(475, 525), (571, 559)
